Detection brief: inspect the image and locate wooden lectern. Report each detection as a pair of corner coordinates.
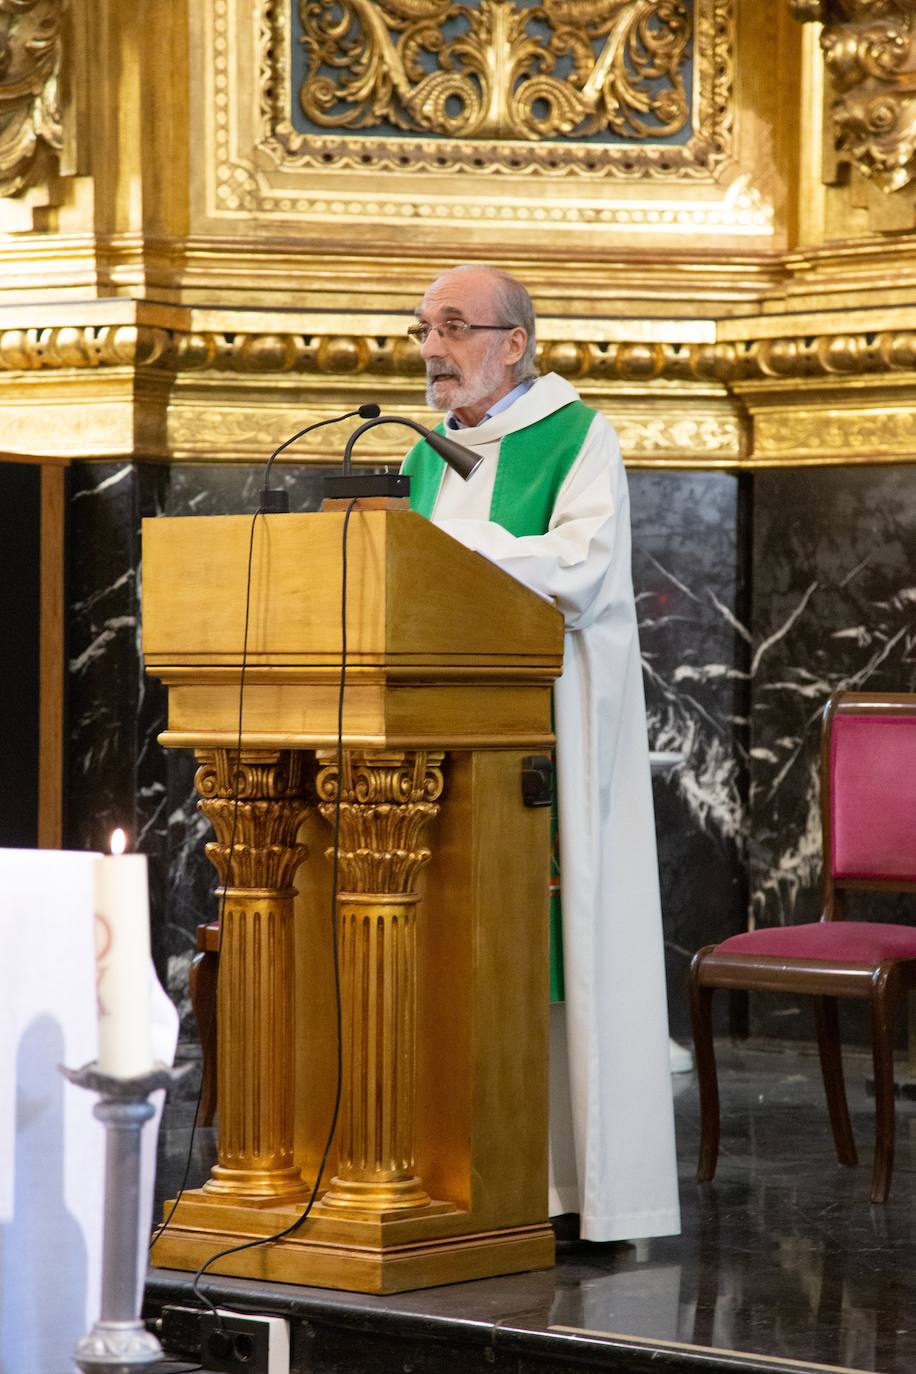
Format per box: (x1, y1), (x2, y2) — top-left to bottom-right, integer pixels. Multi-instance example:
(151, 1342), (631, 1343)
(142, 510), (564, 1293)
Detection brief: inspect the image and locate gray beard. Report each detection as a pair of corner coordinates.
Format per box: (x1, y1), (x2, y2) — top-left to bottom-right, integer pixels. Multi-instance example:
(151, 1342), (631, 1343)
(425, 338), (508, 413)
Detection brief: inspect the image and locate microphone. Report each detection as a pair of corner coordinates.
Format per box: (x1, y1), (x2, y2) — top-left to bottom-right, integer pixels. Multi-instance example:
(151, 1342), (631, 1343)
(259, 403), (381, 513)
(323, 415), (483, 502)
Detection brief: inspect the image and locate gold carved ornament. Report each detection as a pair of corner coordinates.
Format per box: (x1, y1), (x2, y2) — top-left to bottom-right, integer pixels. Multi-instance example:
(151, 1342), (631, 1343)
(194, 749), (314, 1201)
(792, 0), (916, 193)
(0, 0), (63, 196)
(297, 0), (691, 143)
(232, 0), (735, 205)
(314, 748), (445, 895)
(8, 321), (916, 386)
(195, 748), (312, 891)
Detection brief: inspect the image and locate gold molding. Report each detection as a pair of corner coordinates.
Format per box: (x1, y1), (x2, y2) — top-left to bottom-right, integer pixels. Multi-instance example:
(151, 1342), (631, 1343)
(6, 305), (916, 466)
(3, 319), (916, 388)
(614, 409), (743, 460)
(744, 383), (916, 460)
(9, 312), (916, 465)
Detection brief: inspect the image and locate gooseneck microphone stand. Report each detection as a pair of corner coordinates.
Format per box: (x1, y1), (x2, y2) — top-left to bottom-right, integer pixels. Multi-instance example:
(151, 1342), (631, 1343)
(323, 415), (482, 502)
(259, 402), (381, 512)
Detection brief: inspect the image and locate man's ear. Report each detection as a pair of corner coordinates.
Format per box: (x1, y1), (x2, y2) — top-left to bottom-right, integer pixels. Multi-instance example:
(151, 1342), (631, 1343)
(506, 327), (527, 365)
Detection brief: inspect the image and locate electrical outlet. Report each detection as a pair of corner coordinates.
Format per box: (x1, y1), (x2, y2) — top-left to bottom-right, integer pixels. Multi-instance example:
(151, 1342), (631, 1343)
(200, 1310), (290, 1374)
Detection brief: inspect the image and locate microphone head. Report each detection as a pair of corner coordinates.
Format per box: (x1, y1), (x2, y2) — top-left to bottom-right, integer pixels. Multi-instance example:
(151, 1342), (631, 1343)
(358, 402), (381, 419)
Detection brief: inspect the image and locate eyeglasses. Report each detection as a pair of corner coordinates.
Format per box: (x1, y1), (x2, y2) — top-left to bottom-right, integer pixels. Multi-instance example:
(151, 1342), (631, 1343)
(406, 320), (515, 345)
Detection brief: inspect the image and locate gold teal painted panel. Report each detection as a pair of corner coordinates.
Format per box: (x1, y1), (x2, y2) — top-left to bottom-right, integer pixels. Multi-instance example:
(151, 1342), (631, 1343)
(267, 0), (736, 183)
(292, 0), (693, 146)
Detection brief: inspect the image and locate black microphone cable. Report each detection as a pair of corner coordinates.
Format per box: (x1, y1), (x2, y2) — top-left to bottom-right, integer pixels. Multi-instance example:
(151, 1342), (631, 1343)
(151, 404), (378, 1253)
(149, 507), (265, 1255)
(187, 499), (357, 1321)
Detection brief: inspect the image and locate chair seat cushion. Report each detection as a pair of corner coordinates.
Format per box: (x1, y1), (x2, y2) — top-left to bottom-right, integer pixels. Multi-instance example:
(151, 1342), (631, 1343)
(714, 922), (916, 963)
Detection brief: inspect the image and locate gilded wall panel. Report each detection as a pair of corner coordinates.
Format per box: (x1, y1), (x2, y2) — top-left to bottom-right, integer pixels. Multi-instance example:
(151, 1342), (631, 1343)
(750, 397), (916, 462)
(189, 0), (779, 256)
(289, 1), (696, 167)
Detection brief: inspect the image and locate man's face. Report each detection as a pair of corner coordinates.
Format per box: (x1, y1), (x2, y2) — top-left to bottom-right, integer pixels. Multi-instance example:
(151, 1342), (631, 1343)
(416, 269), (527, 427)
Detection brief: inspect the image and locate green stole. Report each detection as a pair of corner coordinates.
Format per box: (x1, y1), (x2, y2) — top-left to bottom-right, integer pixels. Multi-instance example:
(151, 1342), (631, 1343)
(403, 397), (596, 1002)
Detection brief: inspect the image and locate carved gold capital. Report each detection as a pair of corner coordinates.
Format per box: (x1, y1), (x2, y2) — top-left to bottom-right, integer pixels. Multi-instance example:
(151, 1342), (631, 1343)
(315, 749), (444, 895)
(195, 748), (312, 891)
(793, 0), (916, 195)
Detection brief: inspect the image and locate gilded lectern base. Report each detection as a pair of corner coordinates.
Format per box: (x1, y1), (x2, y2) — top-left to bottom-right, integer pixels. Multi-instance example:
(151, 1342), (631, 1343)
(149, 1191), (555, 1293)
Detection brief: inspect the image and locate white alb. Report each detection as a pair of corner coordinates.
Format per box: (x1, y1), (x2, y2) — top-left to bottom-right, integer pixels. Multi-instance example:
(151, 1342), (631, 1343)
(428, 372), (681, 1242)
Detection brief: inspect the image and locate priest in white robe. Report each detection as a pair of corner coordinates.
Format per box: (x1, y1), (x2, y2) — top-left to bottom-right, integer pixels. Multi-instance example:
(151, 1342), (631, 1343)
(403, 264), (681, 1243)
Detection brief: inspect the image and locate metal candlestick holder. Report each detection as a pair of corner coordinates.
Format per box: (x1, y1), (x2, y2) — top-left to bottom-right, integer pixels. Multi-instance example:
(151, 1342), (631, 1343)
(61, 1060), (190, 1374)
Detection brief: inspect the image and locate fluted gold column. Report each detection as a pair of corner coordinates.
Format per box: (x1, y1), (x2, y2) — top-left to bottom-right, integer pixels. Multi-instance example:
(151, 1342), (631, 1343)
(195, 748), (312, 1201)
(315, 749), (444, 1214)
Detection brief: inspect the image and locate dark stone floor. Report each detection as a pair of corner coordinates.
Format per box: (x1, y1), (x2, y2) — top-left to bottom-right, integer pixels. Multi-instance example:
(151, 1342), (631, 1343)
(148, 1041), (916, 1373)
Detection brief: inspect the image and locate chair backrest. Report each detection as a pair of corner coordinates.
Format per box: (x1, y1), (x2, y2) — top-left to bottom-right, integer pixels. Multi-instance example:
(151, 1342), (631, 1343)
(823, 693), (916, 903)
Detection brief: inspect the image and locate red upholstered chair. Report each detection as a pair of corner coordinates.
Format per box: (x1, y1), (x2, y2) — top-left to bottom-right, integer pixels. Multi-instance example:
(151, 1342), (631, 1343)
(689, 691), (916, 1203)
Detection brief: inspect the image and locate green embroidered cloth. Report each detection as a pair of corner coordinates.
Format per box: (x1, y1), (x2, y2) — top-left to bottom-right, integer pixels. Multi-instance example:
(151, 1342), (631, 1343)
(404, 398), (596, 1002)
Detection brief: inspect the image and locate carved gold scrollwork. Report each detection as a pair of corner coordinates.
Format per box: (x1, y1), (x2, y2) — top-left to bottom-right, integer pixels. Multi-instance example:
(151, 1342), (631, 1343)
(0, 0), (63, 196)
(235, 0), (736, 190)
(792, 0), (916, 193)
(297, 0), (691, 143)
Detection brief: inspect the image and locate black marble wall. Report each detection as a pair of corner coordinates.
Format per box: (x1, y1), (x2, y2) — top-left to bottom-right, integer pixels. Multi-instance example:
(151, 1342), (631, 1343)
(0, 463), (40, 847)
(61, 459), (916, 1048)
(630, 470), (751, 1039)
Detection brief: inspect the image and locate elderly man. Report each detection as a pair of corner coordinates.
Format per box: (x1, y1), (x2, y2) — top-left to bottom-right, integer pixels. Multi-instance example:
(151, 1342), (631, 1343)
(402, 264), (680, 1244)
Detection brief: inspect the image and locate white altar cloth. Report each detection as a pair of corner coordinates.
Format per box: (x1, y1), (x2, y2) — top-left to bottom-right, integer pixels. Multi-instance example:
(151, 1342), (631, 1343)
(0, 849), (178, 1374)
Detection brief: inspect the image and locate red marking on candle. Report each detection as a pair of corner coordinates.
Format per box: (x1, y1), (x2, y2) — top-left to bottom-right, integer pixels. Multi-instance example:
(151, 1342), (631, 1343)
(95, 911), (112, 1016)
(96, 966), (109, 1018)
(95, 911), (112, 961)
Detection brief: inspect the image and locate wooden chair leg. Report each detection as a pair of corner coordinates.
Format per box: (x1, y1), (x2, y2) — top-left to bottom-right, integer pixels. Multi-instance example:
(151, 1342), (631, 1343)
(189, 943), (219, 1126)
(689, 953), (720, 1183)
(813, 994), (857, 1167)
(869, 969), (897, 1204)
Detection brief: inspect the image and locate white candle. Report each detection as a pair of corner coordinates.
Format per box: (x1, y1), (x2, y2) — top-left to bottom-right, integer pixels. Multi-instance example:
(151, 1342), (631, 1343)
(94, 829), (154, 1078)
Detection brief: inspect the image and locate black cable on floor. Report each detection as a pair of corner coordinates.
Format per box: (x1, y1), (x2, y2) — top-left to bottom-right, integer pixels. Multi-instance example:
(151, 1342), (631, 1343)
(187, 499), (355, 1320)
(151, 508), (264, 1253)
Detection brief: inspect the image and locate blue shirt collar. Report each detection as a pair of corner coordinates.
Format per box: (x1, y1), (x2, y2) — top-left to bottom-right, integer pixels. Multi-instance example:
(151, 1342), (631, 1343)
(445, 379), (534, 430)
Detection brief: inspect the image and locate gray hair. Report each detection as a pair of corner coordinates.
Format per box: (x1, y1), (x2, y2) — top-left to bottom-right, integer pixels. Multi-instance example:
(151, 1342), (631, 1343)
(448, 264), (539, 382)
